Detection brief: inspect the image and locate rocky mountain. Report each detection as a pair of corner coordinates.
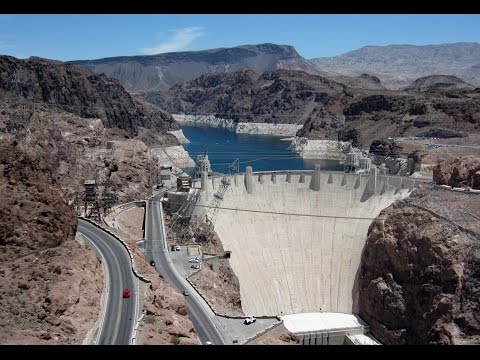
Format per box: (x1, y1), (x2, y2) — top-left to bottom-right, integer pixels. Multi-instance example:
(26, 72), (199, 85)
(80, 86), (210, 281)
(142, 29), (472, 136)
(70, 43), (323, 93)
(141, 68), (480, 149)
(0, 55), (179, 137)
(0, 55), (184, 203)
(403, 75), (475, 93)
(359, 184), (480, 345)
(0, 55), (197, 344)
(330, 73), (385, 90)
(311, 42), (480, 89)
(140, 69), (351, 141)
(0, 138), (104, 344)
(340, 89), (480, 148)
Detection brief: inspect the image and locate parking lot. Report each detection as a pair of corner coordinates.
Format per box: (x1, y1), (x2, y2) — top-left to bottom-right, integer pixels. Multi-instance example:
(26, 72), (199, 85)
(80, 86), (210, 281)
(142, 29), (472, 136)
(213, 316), (280, 344)
(168, 244), (203, 278)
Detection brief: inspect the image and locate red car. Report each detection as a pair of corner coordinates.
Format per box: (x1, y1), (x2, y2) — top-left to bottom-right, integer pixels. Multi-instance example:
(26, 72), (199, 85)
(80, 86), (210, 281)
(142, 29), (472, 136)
(123, 288), (131, 298)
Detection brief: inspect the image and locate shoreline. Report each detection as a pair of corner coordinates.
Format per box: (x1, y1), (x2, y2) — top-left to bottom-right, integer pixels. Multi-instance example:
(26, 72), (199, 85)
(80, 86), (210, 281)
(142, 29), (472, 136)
(173, 114), (358, 161)
(173, 114), (302, 137)
(151, 145), (195, 171)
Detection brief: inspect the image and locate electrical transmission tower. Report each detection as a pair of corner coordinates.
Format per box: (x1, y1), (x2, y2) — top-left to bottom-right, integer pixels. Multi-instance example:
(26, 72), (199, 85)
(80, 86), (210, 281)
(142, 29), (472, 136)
(206, 158), (239, 225)
(168, 188), (202, 233)
(228, 158), (239, 176)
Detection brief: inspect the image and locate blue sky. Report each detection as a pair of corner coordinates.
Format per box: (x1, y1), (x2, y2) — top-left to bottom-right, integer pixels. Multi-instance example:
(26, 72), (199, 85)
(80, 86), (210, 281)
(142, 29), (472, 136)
(0, 14), (479, 61)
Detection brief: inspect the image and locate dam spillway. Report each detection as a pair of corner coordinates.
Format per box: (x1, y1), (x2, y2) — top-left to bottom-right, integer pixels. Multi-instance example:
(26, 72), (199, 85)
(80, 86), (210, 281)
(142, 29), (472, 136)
(193, 168), (421, 316)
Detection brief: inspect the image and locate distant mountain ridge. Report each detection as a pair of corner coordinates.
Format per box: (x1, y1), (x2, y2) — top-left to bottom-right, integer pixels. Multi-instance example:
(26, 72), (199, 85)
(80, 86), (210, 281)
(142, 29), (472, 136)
(141, 68), (480, 148)
(310, 42), (480, 89)
(71, 43), (324, 93)
(403, 75), (475, 93)
(330, 73), (385, 90)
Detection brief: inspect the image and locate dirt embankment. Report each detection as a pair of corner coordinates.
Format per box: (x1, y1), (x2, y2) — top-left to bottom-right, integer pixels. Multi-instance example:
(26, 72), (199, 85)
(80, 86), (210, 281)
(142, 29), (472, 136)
(246, 323), (299, 345)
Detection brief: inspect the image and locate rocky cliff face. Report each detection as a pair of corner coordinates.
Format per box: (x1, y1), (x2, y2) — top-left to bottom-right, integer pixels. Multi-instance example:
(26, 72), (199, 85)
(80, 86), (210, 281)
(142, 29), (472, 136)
(71, 43), (323, 93)
(0, 139), (76, 257)
(0, 102), (168, 204)
(433, 157), (480, 189)
(142, 68), (480, 149)
(359, 196), (480, 345)
(340, 90), (480, 148)
(142, 69), (350, 141)
(0, 55), (179, 136)
(0, 55), (185, 203)
(0, 140), (104, 344)
(311, 42), (480, 89)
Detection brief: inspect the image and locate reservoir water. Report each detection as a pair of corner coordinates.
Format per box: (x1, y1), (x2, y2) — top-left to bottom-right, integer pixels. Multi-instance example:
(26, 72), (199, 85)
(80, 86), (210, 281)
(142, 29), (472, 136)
(181, 125), (343, 174)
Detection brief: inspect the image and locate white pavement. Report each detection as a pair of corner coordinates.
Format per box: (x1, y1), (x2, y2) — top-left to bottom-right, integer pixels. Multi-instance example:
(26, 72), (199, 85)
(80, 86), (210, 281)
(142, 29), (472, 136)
(282, 312), (366, 334)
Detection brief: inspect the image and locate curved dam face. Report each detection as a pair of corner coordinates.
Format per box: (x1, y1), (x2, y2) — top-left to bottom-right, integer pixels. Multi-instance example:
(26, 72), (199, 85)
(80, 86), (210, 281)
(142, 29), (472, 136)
(194, 169), (421, 316)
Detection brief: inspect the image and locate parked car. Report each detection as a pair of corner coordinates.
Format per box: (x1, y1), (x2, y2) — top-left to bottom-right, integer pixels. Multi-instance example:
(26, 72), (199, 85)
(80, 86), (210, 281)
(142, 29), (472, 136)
(244, 316), (256, 325)
(123, 288), (131, 298)
(188, 257), (199, 263)
(175, 246), (181, 251)
(191, 264), (200, 269)
(149, 260), (155, 266)
(182, 290), (189, 296)
(204, 341), (212, 345)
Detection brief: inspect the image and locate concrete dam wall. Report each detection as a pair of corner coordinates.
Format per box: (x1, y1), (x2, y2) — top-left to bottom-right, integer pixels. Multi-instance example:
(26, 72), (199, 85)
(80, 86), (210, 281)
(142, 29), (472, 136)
(193, 167), (421, 316)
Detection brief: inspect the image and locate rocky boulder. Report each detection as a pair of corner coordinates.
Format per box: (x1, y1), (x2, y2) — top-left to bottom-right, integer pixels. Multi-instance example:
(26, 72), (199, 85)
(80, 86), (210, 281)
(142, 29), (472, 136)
(359, 203), (480, 344)
(433, 157), (480, 189)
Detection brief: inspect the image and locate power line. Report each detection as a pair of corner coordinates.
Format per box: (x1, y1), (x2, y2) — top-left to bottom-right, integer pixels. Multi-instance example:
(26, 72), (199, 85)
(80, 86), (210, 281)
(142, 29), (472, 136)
(210, 156), (306, 166)
(178, 112), (311, 118)
(193, 204), (479, 222)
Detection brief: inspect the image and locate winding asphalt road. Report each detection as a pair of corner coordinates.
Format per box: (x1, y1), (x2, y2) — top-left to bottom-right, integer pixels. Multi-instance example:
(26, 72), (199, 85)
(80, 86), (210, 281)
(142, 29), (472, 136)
(145, 194), (225, 345)
(77, 219), (137, 345)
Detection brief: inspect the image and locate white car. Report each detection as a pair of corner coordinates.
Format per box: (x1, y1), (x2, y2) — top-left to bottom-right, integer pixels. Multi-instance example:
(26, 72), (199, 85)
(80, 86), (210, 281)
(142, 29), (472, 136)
(174, 246), (181, 251)
(244, 316), (256, 325)
(188, 257), (199, 263)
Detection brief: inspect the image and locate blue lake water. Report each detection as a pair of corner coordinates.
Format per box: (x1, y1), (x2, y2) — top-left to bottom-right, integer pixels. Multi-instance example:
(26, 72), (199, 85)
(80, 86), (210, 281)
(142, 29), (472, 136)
(181, 125), (343, 174)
